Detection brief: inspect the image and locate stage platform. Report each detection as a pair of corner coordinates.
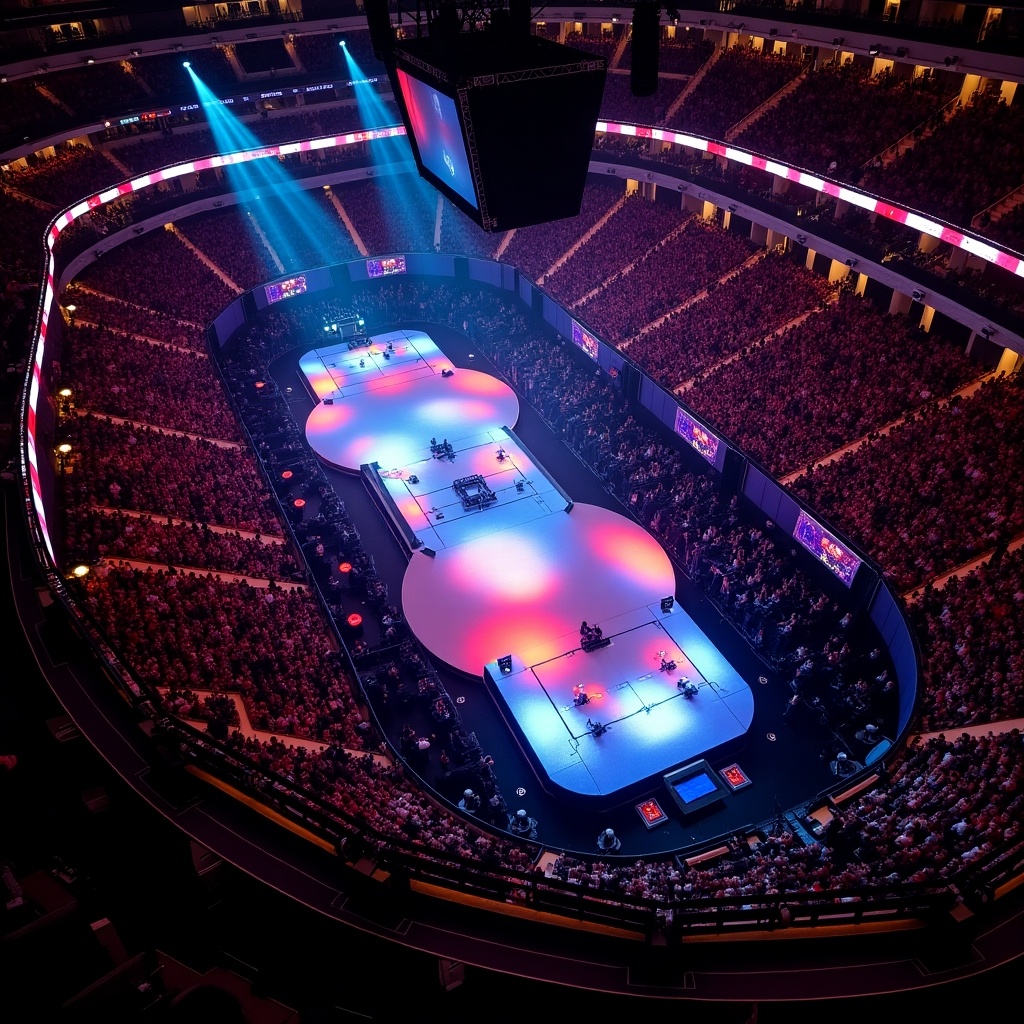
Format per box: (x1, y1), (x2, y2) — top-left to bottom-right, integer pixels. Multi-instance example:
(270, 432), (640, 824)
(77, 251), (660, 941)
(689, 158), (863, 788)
(371, 428), (568, 552)
(298, 329), (452, 401)
(303, 330), (520, 472)
(301, 328), (754, 799)
(484, 604), (753, 797)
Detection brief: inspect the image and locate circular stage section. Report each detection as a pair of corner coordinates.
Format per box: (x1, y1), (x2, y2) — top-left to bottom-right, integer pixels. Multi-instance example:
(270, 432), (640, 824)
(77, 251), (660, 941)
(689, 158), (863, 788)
(305, 369), (520, 472)
(402, 502), (676, 677)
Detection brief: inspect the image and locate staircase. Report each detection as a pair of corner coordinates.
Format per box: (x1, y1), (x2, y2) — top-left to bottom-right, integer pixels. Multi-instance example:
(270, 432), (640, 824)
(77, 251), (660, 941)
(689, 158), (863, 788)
(973, 183), (1024, 230)
(541, 193), (627, 284)
(663, 45), (722, 124)
(494, 229), (515, 260)
(35, 83), (74, 116)
(243, 209), (285, 274)
(328, 191), (368, 257)
(610, 27), (631, 71)
(99, 145), (133, 181)
(726, 67), (810, 142)
(170, 224), (243, 294)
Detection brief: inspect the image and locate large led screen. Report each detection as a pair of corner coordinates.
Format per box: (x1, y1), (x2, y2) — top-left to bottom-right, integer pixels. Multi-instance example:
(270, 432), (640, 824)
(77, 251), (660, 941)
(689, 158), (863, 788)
(793, 510), (861, 587)
(570, 319), (599, 361)
(264, 275), (307, 304)
(673, 406), (720, 466)
(395, 69), (479, 210)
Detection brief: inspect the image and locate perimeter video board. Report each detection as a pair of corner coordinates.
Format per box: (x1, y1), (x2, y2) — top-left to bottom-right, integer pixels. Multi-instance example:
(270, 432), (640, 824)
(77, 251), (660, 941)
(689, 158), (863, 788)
(264, 275), (307, 304)
(673, 406), (721, 466)
(793, 510), (861, 587)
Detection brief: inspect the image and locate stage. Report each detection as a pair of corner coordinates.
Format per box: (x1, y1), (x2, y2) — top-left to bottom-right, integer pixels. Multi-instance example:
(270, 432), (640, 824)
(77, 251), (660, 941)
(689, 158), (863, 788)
(301, 328), (754, 799)
(483, 604), (753, 797)
(303, 330), (521, 472)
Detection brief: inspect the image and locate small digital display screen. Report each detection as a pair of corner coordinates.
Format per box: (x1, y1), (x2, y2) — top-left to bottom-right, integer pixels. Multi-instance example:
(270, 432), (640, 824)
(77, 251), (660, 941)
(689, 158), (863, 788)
(793, 510), (861, 587)
(367, 255), (407, 278)
(571, 319), (599, 361)
(674, 406), (720, 465)
(673, 773), (717, 803)
(396, 69), (479, 210)
(265, 275), (307, 304)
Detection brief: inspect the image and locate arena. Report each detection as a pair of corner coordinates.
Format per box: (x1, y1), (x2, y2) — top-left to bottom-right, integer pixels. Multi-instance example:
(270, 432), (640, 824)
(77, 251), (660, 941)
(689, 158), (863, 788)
(2, 2), (1023, 1018)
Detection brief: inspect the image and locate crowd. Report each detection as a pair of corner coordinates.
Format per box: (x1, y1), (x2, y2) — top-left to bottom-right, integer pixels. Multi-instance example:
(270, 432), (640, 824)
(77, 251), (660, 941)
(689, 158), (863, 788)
(66, 508), (299, 580)
(7, 142), (122, 209)
(572, 216), (757, 343)
(439, 199), (496, 258)
(500, 179), (624, 281)
(859, 89), (1024, 232)
(790, 374), (1024, 592)
(680, 288), (981, 476)
(622, 32), (715, 76)
(598, 72), (688, 128)
(64, 322), (243, 441)
(736, 63), (958, 180)
(625, 248), (830, 388)
(909, 547), (1024, 731)
(544, 192), (690, 305)
(176, 207), (277, 291)
(42, 60), (154, 123)
(78, 227), (238, 325)
(62, 287), (208, 351)
(242, 191), (361, 275)
(338, 177), (438, 255)
(66, 414), (282, 535)
(10, 48), (1024, 921)
(670, 45), (804, 138)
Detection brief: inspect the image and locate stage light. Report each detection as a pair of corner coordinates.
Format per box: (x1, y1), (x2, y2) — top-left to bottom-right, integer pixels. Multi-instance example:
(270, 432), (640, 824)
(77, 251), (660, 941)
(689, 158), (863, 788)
(660, 596), (675, 613)
(497, 655), (514, 675)
(339, 39), (347, 47)
(70, 564), (91, 579)
(868, 44), (881, 56)
(182, 60), (191, 68)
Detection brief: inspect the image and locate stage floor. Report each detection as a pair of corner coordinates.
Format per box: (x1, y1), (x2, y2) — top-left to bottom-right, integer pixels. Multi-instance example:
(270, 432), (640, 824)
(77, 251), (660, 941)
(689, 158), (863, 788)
(485, 605), (753, 797)
(373, 428), (567, 552)
(303, 331), (520, 472)
(301, 328), (753, 798)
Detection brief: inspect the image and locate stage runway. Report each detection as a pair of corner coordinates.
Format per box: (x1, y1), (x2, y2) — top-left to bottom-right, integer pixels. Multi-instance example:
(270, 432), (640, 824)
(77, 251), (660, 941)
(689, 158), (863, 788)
(301, 327), (754, 798)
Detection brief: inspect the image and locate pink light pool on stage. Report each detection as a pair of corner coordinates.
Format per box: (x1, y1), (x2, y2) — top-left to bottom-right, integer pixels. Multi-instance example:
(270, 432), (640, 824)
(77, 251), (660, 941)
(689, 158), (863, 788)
(448, 534), (558, 601)
(403, 503), (675, 676)
(304, 364), (519, 471)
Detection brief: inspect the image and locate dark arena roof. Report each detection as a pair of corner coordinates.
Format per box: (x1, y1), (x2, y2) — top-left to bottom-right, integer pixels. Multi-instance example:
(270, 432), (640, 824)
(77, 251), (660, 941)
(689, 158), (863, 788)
(2, 3), (1024, 1019)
